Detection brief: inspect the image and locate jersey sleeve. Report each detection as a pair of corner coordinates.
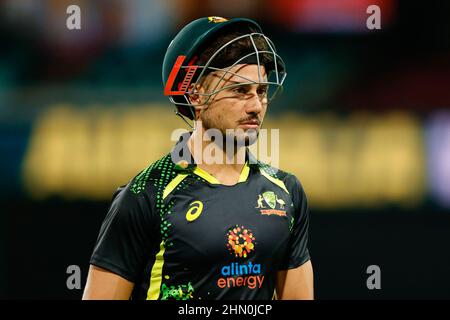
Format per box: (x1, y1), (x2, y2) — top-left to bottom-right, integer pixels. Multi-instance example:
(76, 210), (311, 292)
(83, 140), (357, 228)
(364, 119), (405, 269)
(280, 174), (311, 270)
(89, 182), (160, 283)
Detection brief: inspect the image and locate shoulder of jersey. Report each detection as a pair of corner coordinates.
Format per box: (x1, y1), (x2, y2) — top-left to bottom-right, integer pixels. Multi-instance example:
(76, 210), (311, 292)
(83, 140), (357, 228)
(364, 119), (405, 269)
(127, 153), (179, 196)
(255, 160), (291, 180)
(257, 159), (306, 194)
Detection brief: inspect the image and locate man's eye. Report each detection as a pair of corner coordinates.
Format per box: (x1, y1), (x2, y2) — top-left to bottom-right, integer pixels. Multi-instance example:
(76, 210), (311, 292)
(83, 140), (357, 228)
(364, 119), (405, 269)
(257, 87), (268, 95)
(233, 87), (248, 94)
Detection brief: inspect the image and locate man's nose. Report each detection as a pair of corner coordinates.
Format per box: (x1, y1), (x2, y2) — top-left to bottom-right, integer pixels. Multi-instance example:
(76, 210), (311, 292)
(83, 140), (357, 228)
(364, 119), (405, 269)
(244, 93), (264, 114)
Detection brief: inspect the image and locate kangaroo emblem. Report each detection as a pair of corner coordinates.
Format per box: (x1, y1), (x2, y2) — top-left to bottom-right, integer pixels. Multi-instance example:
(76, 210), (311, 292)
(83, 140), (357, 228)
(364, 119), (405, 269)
(256, 194), (266, 208)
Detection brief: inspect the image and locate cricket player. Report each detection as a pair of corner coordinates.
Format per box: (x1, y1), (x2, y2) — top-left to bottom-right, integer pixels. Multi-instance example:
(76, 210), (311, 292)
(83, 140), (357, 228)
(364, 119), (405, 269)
(83, 16), (313, 300)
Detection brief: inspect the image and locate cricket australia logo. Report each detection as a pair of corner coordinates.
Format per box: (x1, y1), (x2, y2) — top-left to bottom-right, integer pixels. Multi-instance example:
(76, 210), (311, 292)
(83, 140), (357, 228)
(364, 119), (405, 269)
(255, 191), (287, 217)
(208, 16), (228, 23)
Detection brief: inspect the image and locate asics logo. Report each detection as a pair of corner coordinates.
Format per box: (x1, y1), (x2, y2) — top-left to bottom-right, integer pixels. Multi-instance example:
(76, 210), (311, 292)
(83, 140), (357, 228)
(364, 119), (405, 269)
(186, 200), (203, 222)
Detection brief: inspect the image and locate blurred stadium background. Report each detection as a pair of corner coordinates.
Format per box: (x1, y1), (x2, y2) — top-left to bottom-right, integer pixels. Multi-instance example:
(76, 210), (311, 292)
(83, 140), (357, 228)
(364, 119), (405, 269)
(1, 0), (450, 299)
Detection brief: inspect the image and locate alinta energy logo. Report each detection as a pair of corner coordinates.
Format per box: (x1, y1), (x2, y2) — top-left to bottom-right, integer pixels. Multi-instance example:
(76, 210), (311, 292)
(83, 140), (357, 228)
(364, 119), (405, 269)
(255, 191), (287, 217)
(217, 225), (265, 290)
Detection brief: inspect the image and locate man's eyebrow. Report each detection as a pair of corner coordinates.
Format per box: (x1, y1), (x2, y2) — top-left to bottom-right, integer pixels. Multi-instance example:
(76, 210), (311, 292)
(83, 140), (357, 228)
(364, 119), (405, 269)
(226, 79), (253, 85)
(224, 79), (269, 86)
(210, 73), (268, 85)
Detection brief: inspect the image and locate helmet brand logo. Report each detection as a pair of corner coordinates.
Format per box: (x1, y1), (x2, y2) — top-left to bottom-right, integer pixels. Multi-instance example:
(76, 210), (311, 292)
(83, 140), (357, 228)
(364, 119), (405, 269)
(164, 55), (198, 96)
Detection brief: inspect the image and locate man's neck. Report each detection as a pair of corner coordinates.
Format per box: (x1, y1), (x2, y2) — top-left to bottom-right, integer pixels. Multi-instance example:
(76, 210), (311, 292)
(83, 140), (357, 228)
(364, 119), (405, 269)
(188, 128), (247, 186)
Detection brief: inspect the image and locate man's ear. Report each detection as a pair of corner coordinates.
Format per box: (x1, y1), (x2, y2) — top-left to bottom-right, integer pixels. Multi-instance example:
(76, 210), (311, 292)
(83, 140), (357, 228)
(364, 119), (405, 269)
(188, 83), (203, 106)
(188, 83), (209, 121)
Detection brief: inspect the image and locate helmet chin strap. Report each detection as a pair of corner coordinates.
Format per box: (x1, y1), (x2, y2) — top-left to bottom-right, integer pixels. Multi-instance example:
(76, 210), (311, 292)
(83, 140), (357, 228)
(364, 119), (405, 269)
(175, 109), (194, 130)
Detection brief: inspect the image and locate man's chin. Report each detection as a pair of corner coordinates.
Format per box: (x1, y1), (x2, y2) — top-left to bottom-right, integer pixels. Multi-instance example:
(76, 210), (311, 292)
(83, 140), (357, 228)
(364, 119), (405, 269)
(232, 129), (259, 147)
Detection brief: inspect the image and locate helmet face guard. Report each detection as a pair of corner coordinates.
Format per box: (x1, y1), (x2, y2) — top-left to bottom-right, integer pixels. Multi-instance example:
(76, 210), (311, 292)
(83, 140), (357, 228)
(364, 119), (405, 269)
(162, 18), (287, 126)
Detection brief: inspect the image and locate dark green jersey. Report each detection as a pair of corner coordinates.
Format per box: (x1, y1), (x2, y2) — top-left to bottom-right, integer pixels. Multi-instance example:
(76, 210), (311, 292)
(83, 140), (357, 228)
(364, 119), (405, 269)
(90, 133), (310, 300)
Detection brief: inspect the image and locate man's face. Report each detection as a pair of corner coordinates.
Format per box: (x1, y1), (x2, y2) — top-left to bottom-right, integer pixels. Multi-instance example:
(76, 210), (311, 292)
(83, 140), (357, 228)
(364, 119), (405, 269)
(194, 64), (269, 146)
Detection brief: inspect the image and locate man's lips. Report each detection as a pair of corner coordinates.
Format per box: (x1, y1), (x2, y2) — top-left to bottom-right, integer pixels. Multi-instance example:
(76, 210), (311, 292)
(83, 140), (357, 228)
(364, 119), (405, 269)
(239, 120), (260, 126)
(239, 120), (260, 129)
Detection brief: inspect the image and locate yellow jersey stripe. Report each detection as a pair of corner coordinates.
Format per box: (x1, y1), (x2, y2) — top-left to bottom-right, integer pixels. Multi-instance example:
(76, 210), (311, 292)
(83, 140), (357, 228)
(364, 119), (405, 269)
(163, 173), (188, 199)
(260, 169), (290, 194)
(194, 163), (250, 185)
(193, 167), (221, 184)
(146, 241), (165, 300)
(237, 162), (250, 183)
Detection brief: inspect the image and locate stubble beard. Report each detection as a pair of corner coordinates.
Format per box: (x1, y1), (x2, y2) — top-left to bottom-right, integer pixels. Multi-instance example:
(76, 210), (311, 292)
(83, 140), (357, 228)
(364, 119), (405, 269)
(200, 112), (259, 148)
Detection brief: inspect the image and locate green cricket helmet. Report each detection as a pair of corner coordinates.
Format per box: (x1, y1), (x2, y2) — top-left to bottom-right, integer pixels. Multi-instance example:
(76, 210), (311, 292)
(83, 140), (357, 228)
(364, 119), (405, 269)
(162, 16), (287, 122)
